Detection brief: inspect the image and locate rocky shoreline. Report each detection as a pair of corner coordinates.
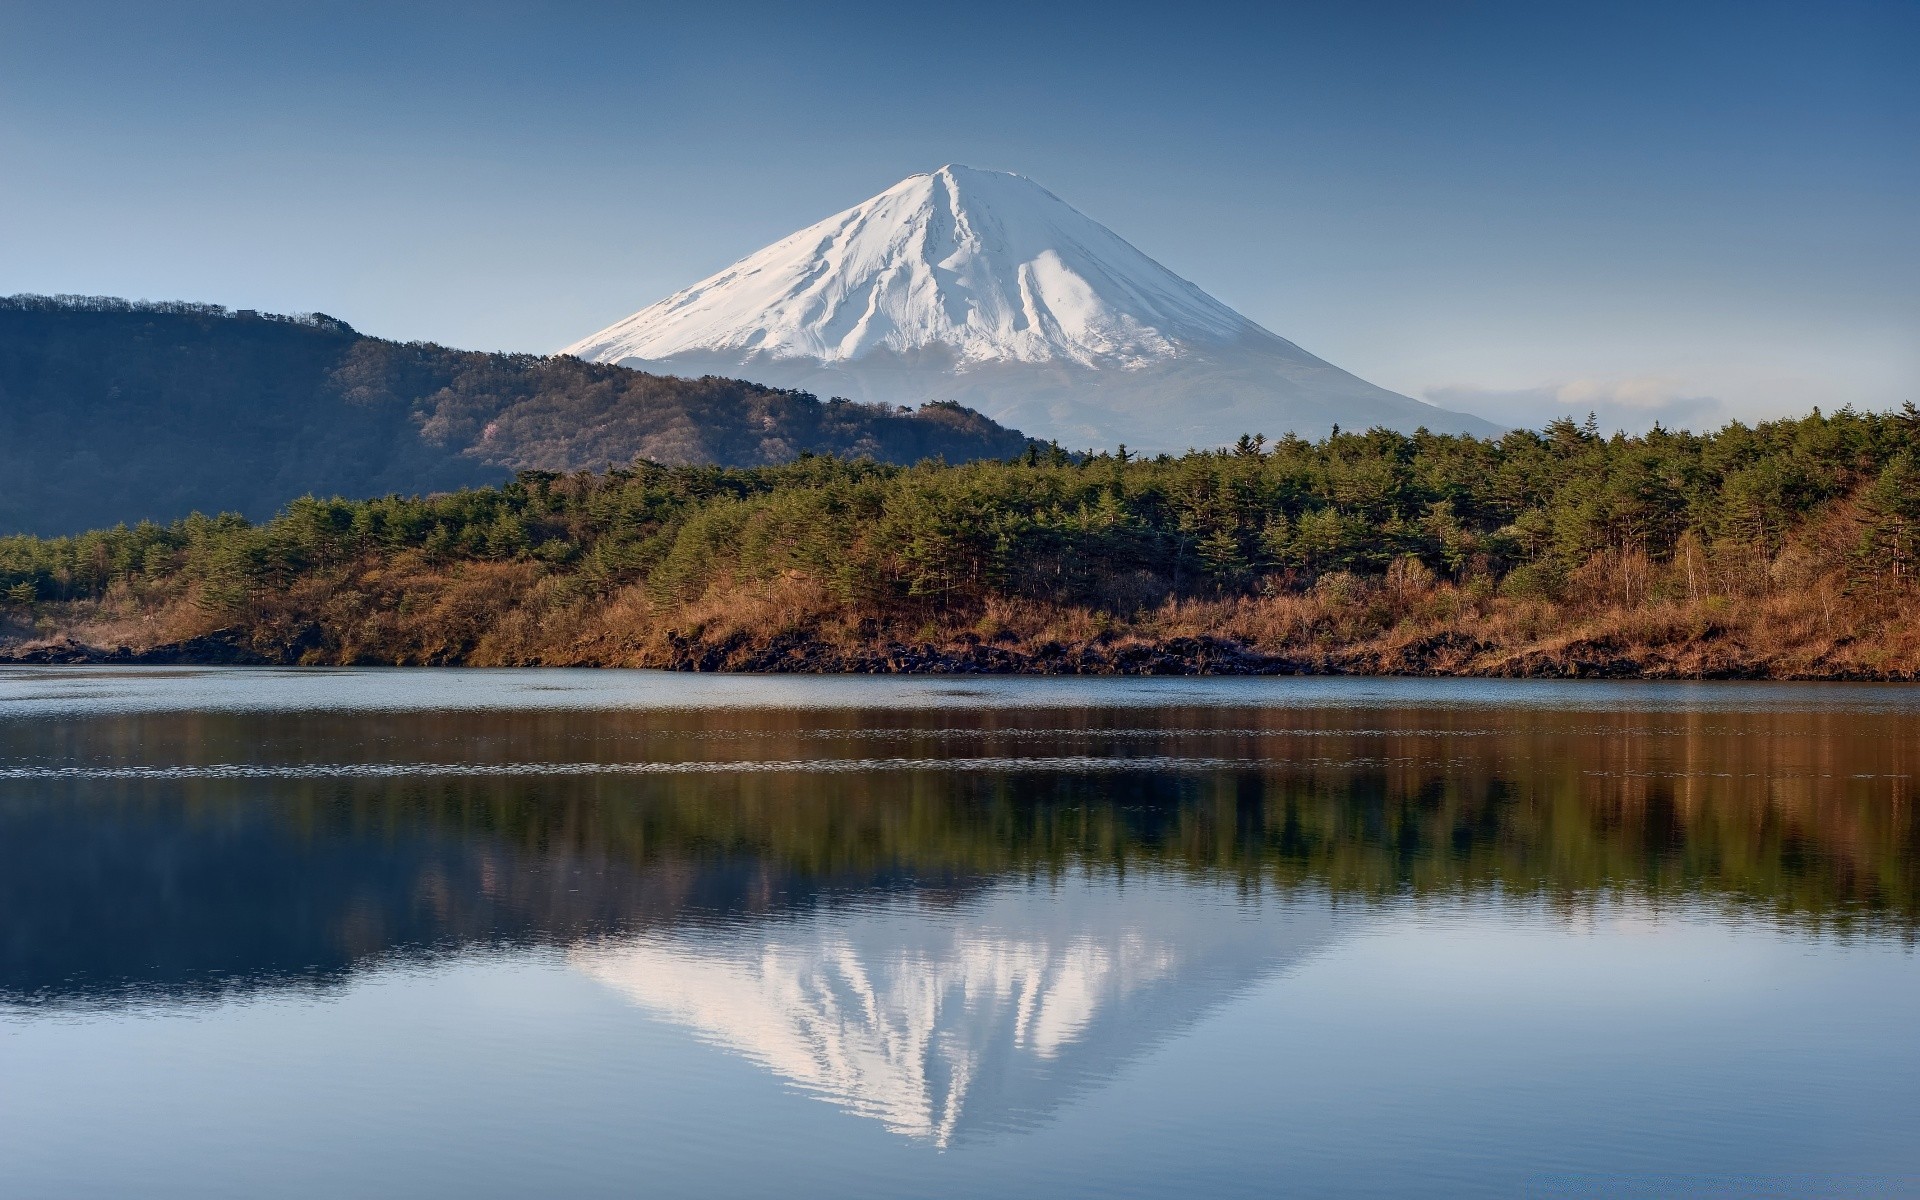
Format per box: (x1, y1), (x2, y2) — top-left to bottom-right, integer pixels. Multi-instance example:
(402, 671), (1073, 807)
(4, 627), (1906, 681)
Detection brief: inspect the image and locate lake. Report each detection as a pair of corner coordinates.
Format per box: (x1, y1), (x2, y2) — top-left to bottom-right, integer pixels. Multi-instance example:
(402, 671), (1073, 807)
(1, 668), (1915, 1198)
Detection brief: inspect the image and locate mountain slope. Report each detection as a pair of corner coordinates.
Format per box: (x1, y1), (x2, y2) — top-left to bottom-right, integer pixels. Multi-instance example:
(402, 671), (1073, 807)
(566, 165), (1498, 449)
(0, 296), (1028, 535)
(567, 164), (1258, 369)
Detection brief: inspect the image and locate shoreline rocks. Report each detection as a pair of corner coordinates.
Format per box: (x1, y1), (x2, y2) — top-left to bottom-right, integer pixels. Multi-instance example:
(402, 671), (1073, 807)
(4, 626), (1910, 681)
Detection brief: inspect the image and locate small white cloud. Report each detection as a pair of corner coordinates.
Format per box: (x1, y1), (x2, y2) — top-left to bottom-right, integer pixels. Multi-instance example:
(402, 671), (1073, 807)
(1425, 377), (1725, 435)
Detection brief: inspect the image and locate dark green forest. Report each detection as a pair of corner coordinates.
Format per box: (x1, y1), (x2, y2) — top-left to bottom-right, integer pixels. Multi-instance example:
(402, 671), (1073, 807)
(4, 404), (1915, 621)
(0, 295), (1027, 535)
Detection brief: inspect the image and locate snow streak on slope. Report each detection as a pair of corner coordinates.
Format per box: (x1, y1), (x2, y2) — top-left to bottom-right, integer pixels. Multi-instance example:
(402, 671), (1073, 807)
(565, 166), (1500, 449)
(573, 877), (1344, 1147)
(566, 165), (1264, 370)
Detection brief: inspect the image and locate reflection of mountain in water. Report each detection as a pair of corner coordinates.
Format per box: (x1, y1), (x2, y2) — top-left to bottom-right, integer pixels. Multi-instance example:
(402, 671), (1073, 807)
(576, 879), (1338, 1145)
(3, 695), (1913, 1014)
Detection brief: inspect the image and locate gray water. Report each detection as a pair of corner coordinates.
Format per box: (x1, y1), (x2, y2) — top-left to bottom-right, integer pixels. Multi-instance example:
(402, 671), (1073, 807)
(2, 668), (1916, 1198)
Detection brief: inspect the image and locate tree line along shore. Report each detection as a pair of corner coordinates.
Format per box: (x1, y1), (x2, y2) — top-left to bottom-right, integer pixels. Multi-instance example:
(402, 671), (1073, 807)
(3, 407), (1918, 678)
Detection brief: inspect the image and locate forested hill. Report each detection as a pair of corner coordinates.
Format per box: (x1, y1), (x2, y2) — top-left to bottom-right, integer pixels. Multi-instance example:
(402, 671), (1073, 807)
(0, 295), (1030, 535)
(4, 408), (1917, 678)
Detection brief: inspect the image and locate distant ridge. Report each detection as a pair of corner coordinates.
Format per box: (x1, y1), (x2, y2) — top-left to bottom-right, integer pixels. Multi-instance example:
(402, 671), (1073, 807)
(566, 165), (1498, 449)
(0, 295), (1026, 535)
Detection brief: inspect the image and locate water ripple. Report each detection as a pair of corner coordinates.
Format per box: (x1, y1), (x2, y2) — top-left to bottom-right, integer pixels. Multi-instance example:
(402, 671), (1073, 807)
(0, 755), (1318, 779)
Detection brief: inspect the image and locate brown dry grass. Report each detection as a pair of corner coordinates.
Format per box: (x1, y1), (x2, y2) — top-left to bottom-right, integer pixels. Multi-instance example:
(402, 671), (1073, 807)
(8, 548), (1918, 678)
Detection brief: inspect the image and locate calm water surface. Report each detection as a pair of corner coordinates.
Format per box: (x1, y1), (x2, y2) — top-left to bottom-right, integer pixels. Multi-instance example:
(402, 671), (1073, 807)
(2, 668), (1916, 1198)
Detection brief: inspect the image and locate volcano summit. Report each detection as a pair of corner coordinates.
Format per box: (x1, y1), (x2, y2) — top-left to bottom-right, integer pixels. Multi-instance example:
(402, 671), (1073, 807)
(565, 166), (1497, 450)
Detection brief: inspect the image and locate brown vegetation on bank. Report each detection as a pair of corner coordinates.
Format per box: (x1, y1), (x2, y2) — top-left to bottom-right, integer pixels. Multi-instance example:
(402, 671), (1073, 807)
(8, 540), (1916, 678)
(6, 409), (1918, 677)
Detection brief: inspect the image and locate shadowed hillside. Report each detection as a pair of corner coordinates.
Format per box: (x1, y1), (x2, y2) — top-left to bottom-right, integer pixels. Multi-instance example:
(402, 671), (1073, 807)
(0, 295), (1030, 535)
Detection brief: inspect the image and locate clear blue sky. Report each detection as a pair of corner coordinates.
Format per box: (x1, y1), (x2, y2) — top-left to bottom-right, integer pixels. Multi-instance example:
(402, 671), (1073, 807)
(3, 0), (1913, 429)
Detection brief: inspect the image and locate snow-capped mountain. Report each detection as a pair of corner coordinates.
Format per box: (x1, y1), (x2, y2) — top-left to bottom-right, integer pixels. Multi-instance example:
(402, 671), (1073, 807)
(564, 165), (1497, 450)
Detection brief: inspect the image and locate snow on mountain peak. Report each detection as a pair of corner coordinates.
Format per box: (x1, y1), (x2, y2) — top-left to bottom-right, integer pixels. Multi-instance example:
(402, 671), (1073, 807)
(563, 165), (1264, 369)
(561, 166), (1501, 449)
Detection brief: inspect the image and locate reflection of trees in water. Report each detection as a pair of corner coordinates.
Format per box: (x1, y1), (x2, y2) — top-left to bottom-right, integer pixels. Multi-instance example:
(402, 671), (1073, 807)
(0, 778), (911, 1010)
(347, 765), (1917, 934)
(1, 702), (1914, 1008)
